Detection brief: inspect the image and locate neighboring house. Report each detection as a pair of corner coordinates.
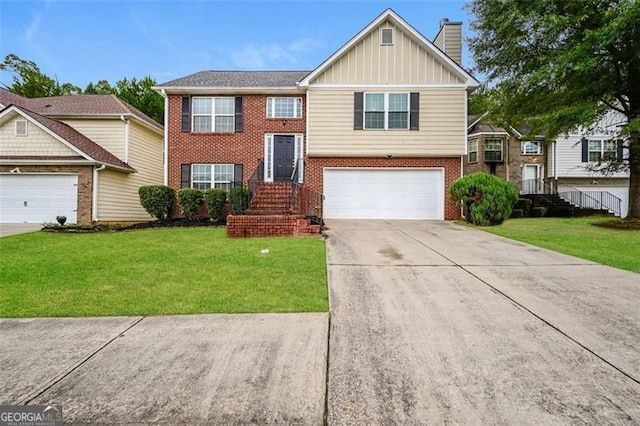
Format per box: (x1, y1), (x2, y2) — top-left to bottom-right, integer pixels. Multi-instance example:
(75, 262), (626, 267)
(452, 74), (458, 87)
(0, 89), (164, 224)
(156, 9), (479, 223)
(465, 115), (547, 194)
(547, 110), (630, 217)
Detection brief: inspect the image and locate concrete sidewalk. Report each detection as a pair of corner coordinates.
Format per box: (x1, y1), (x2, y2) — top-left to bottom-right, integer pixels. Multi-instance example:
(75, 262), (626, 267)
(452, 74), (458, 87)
(0, 314), (328, 424)
(325, 220), (640, 425)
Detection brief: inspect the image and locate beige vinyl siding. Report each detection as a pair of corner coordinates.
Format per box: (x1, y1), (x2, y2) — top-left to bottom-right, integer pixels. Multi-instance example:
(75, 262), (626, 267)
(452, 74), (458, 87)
(442, 27), (462, 64)
(312, 20), (463, 85)
(307, 87), (466, 156)
(60, 118), (126, 161)
(0, 116), (78, 156)
(96, 121), (163, 222)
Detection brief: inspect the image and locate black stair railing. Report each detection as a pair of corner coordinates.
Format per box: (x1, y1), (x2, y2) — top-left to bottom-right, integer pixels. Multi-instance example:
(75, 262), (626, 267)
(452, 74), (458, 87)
(291, 158), (324, 224)
(246, 159), (264, 206)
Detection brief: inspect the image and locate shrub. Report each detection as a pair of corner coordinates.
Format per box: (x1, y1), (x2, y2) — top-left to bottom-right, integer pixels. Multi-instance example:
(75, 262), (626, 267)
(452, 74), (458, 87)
(177, 188), (204, 220)
(510, 209), (524, 218)
(204, 188), (227, 221)
(449, 172), (519, 226)
(228, 186), (251, 215)
(138, 185), (176, 220)
(515, 198), (533, 215)
(531, 206), (548, 217)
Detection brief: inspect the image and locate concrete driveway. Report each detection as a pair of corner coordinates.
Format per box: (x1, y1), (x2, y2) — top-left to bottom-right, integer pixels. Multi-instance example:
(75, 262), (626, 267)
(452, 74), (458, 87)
(1, 220), (639, 424)
(0, 223), (42, 237)
(325, 220), (640, 425)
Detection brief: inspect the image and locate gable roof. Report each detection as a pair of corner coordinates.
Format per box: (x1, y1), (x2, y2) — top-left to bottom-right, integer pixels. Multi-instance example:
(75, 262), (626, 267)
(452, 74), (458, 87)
(0, 104), (134, 172)
(298, 8), (479, 88)
(0, 88), (162, 131)
(156, 70), (309, 90)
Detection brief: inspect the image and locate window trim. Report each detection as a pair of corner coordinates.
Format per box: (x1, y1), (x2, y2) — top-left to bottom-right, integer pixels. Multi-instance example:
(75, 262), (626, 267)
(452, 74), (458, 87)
(191, 163), (235, 190)
(521, 140), (542, 155)
(191, 97), (235, 133)
(468, 139), (478, 163)
(266, 97), (302, 119)
(15, 120), (28, 136)
(587, 138), (617, 162)
(363, 92), (409, 130)
(484, 138), (504, 162)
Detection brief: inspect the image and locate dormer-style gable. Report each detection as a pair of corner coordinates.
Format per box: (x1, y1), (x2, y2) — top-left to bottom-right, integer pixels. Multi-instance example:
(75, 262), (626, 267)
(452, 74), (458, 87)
(298, 8), (478, 88)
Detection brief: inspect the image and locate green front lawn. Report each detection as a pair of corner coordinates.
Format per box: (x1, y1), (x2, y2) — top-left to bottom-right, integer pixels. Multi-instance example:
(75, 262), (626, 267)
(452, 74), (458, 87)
(481, 217), (640, 273)
(0, 228), (328, 318)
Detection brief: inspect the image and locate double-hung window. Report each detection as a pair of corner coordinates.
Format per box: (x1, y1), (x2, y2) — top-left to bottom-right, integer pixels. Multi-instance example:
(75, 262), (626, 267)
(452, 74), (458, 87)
(468, 139), (478, 163)
(588, 139), (616, 162)
(192, 97), (234, 133)
(521, 140), (542, 155)
(267, 97), (302, 118)
(192, 164), (234, 190)
(364, 93), (409, 130)
(484, 138), (503, 162)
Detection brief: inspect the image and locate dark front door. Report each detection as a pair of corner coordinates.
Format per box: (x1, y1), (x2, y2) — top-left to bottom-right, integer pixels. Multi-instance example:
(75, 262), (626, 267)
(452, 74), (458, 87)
(274, 135), (295, 181)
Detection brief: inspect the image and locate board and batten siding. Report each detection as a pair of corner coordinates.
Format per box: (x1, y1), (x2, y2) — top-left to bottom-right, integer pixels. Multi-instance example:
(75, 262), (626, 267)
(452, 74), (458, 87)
(548, 134), (629, 179)
(307, 87), (466, 157)
(96, 120), (163, 222)
(60, 118), (127, 162)
(311, 20), (463, 86)
(0, 115), (78, 156)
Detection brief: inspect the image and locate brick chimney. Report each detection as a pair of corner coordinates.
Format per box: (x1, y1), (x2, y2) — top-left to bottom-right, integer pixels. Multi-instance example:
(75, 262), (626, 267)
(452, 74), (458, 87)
(433, 18), (463, 65)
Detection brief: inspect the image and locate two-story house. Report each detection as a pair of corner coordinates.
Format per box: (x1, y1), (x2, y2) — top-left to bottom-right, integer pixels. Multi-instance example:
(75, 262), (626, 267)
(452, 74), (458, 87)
(156, 9), (478, 228)
(465, 115), (547, 194)
(0, 89), (164, 224)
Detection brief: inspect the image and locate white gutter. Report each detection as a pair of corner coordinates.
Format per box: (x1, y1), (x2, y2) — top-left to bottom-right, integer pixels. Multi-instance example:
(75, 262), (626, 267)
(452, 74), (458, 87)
(161, 89), (169, 185)
(121, 115), (130, 163)
(92, 164), (106, 222)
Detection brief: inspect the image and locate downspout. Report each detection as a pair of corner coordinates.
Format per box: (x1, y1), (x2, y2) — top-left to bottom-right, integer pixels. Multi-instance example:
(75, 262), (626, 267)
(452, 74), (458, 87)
(92, 164), (106, 222)
(161, 89), (169, 185)
(120, 115), (130, 163)
(305, 89), (310, 156)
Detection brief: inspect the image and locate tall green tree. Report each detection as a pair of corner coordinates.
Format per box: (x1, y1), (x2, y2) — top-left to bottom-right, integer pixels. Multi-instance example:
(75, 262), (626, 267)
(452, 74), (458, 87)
(467, 0), (640, 218)
(0, 53), (81, 97)
(113, 76), (164, 124)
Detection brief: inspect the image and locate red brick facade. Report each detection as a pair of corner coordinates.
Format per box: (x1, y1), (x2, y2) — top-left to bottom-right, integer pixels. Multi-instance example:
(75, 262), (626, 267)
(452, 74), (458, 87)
(0, 165), (94, 224)
(166, 94), (306, 189)
(304, 157), (462, 220)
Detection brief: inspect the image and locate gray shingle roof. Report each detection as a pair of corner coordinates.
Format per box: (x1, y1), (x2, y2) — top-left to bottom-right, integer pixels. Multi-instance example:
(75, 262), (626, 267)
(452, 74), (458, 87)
(156, 71), (311, 88)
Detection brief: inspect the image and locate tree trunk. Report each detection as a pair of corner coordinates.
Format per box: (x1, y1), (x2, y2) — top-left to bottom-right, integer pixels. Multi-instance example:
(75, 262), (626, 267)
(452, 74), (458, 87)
(627, 131), (640, 219)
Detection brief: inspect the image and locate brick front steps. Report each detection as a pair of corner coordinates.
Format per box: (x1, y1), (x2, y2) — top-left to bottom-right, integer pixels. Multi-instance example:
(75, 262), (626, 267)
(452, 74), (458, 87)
(226, 215), (321, 238)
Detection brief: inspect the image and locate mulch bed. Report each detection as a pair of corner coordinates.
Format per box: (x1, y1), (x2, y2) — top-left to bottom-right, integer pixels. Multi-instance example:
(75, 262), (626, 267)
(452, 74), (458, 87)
(42, 218), (224, 233)
(592, 219), (640, 230)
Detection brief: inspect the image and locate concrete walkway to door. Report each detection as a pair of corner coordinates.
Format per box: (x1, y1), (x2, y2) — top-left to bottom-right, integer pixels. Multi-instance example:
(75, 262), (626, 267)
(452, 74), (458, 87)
(325, 220), (640, 425)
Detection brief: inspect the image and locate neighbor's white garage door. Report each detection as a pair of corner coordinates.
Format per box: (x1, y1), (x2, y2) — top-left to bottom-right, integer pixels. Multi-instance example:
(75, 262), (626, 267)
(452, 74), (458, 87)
(0, 174), (78, 223)
(323, 168), (444, 220)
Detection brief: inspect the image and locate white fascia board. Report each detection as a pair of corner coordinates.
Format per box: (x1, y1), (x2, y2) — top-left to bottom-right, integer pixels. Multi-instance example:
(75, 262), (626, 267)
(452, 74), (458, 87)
(298, 8), (480, 88)
(467, 111), (489, 130)
(467, 131), (511, 137)
(308, 83), (469, 89)
(157, 86), (304, 95)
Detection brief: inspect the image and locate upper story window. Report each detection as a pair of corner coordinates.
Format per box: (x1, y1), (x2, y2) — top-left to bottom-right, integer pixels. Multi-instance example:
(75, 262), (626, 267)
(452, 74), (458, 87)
(364, 93), (408, 130)
(192, 97), (235, 133)
(15, 120), (28, 136)
(267, 97), (302, 118)
(468, 139), (478, 163)
(484, 138), (504, 162)
(521, 140), (542, 155)
(588, 138), (617, 162)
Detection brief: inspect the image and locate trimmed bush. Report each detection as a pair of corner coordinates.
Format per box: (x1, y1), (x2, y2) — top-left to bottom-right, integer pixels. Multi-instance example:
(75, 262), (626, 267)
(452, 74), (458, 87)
(177, 188), (204, 220)
(449, 172), (519, 226)
(531, 206), (548, 217)
(515, 198), (533, 215)
(510, 209), (525, 218)
(138, 185), (176, 220)
(228, 187), (251, 215)
(204, 188), (227, 221)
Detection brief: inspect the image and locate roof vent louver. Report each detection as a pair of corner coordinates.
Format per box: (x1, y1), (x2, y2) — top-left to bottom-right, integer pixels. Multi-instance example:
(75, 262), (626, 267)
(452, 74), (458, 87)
(381, 28), (394, 45)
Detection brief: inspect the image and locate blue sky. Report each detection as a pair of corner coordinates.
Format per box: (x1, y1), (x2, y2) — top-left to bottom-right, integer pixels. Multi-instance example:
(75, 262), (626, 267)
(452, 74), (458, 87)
(1, 0), (474, 89)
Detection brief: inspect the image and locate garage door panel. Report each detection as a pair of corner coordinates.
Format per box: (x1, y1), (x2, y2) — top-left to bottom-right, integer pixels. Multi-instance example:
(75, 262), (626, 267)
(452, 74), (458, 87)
(324, 169), (443, 220)
(0, 174), (78, 224)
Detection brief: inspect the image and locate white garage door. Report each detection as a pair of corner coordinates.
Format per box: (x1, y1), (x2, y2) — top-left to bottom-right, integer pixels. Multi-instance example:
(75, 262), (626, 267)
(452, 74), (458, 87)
(323, 168), (444, 220)
(0, 174), (78, 224)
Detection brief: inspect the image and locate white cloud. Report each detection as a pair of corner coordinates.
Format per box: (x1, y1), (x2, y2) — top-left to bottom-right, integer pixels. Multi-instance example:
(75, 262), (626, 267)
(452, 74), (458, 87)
(230, 36), (325, 69)
(24, 12), (42, 42)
